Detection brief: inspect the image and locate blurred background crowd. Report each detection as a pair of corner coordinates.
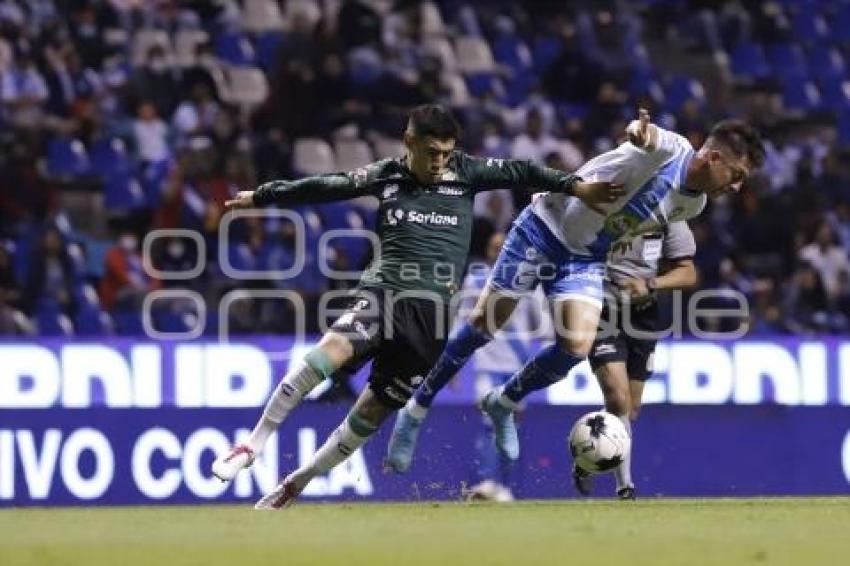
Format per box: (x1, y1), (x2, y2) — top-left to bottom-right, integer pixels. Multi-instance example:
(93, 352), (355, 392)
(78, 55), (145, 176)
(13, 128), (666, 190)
(0, 0), (848, 338)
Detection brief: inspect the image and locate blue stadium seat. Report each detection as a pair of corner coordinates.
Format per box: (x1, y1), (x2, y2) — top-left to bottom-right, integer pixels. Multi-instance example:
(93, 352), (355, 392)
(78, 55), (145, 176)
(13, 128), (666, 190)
(103, 170), (147, 211)
(767, 43), (809, 80)
(75, 306), (113, 336)
(832, 4), (850, 43)
(465, 72), (504, 98)
(113, 309), (146, 335)
(255, 31), (284, 71)
(35, 299), (73, 336)
(817, 75), (850, 110)
(665, 76), (707, 112)
(782, 78), (822, 112)
(215, 32), (256, 66)
(729, 42), (771, 80)
(492, 35), (532, 75)
(836, 111), (850, 146)
(47, 138), (90, 178)
(531, 36), (562, 74)
(790, 11), (828, 43)
(90, 137), (134, 177)
(807, 44), (845, 79)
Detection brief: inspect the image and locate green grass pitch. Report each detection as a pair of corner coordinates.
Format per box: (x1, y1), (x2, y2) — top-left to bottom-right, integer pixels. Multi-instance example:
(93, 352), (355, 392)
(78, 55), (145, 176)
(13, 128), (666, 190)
(2, 498), (849, 566)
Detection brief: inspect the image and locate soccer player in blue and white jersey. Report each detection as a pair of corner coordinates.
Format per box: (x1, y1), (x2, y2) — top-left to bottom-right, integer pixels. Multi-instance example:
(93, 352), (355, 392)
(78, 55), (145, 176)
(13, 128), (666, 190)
(386, 111), (765, 472)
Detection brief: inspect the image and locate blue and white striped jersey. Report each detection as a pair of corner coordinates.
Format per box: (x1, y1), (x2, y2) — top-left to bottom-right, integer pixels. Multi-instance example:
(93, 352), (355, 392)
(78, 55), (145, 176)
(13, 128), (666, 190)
(530, 126), (706, 257)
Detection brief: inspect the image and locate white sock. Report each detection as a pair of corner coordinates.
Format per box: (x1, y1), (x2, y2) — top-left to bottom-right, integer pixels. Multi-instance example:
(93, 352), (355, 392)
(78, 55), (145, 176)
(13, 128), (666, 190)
(301, 415), (374, 480)
(406, 398), (429, 420)
(613, 413), (633, 491)
(246, 361), (324, 453)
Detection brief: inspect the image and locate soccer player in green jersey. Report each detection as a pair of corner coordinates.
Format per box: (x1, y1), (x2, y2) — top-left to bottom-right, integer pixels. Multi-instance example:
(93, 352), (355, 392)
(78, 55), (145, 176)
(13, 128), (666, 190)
(211, 104), (623, 508)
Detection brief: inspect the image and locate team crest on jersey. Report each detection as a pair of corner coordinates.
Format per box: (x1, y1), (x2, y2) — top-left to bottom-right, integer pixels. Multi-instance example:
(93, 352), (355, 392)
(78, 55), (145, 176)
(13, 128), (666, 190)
(383, 184), (399, 200)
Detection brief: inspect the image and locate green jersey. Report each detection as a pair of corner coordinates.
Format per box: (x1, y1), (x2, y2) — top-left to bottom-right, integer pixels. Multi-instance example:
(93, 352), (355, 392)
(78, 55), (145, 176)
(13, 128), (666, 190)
(253, 151), (581, 300)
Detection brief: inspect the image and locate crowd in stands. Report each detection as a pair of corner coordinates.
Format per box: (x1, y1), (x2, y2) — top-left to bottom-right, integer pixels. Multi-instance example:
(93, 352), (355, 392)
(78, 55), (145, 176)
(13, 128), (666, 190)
(0, 0), (848, 338)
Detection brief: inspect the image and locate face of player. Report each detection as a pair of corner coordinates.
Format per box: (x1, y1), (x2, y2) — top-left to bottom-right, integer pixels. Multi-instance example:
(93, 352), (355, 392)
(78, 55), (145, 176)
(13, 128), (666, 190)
(404, 133), (456, 184)
(701, 149), (753, 199)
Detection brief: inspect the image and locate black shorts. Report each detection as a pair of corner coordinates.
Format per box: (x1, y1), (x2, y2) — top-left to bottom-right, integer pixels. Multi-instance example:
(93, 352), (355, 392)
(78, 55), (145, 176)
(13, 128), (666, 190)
(329, 288), (450, 409)
(587, 298), (660, 382)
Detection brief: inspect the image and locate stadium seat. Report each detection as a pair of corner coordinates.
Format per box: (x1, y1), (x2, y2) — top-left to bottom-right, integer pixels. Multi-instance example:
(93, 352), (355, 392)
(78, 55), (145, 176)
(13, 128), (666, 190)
(665, 76), (707, 112)
(334, 139), (374, 171)
(817, 75), (850, 110)
(728, 42), (771, 80)
(47, 138), (90, 179)
(419, 2), (446, 37)
(113, 309), (146, 336)
(90, 137), (133, 178)
(255, 31), (284, 71)
(223, 66), (269, 107)
(174, 29), (209, 68)
(103, 170), (146, 211)
(532, 36), (562, 74)
(372, 136), (405, 160)
(442, 72), (471, 106)
(767, 43), (809, 81)
(422, 37), (456, 72)
(782, 79), (822, 112)
(132, 29), (173, 67)
(807, 44), (845, 79)
(465, 72), (504, 98)
(75, 305), (113, 336)
(493, 34), (533, 76)
(293, 138), (336, 176)
(242, 0), (285, 34)
(831, 4), (850, 43)
(454, 36), (495, 74)
(790, 11), (828, 43)
(215, 32), (256, 66)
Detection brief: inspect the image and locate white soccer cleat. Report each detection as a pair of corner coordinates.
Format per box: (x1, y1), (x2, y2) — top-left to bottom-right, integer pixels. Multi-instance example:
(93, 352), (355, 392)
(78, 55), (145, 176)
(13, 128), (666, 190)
(211, 443), (256, 482)
(254, 472), (307, 510)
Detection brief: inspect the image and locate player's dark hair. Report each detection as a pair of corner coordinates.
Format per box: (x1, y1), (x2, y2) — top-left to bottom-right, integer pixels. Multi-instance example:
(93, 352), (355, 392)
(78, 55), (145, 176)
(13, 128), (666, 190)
(408, 104), (461, 140)
(707, 119), (766, 168)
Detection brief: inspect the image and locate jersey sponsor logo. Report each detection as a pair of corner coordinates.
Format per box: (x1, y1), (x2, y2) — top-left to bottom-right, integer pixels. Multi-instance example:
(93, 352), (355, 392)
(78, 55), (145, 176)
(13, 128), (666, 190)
(486, 158), (505, 168)
(386, 208), (405, 226)
(385, 208), (459, 227)
(436, 186), (463, 196)
(594, 343), (617, 356)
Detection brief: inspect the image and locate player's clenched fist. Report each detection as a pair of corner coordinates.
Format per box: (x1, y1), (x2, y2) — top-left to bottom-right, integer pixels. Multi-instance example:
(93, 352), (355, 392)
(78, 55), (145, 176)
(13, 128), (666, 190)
(626, 108), (658, 150)
(224, 191), (256, 210)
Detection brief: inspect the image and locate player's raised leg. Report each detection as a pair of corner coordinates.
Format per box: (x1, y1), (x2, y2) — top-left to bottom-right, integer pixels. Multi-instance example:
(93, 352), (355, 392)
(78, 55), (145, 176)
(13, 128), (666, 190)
(212, 331), (353, 481)
(256, 387), (393, 509)
(483, 295), (602, 460)
(595, 360), (634, 498)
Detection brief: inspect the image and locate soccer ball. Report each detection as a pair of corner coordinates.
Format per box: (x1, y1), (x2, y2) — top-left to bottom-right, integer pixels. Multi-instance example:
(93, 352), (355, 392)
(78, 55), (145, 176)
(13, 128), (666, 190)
(568, 411), (631, 473)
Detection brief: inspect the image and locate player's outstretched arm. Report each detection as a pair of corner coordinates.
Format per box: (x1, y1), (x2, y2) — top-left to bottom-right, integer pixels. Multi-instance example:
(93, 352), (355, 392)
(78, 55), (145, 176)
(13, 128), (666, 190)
(459, 154), (625, 206)
(224, 164), (385, 210)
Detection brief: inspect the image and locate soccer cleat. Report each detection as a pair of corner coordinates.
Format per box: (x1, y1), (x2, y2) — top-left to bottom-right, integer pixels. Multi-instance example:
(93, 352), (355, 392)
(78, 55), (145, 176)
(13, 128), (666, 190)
(479, 390), (519, 461)
(384, 406), (424, 473)
(572, 464), (593, 496)
(617, 486), (636, 501)
(465, 480), (514, 503)
(254, 477), (300, 510)
(211, 443), (255, 482)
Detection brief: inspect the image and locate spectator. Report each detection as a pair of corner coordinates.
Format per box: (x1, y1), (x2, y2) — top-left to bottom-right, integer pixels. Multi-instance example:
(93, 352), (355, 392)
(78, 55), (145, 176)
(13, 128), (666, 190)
(799, 222), (850, 303)
(133, 100), (170, 165)
(99, 230), (160, 311)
